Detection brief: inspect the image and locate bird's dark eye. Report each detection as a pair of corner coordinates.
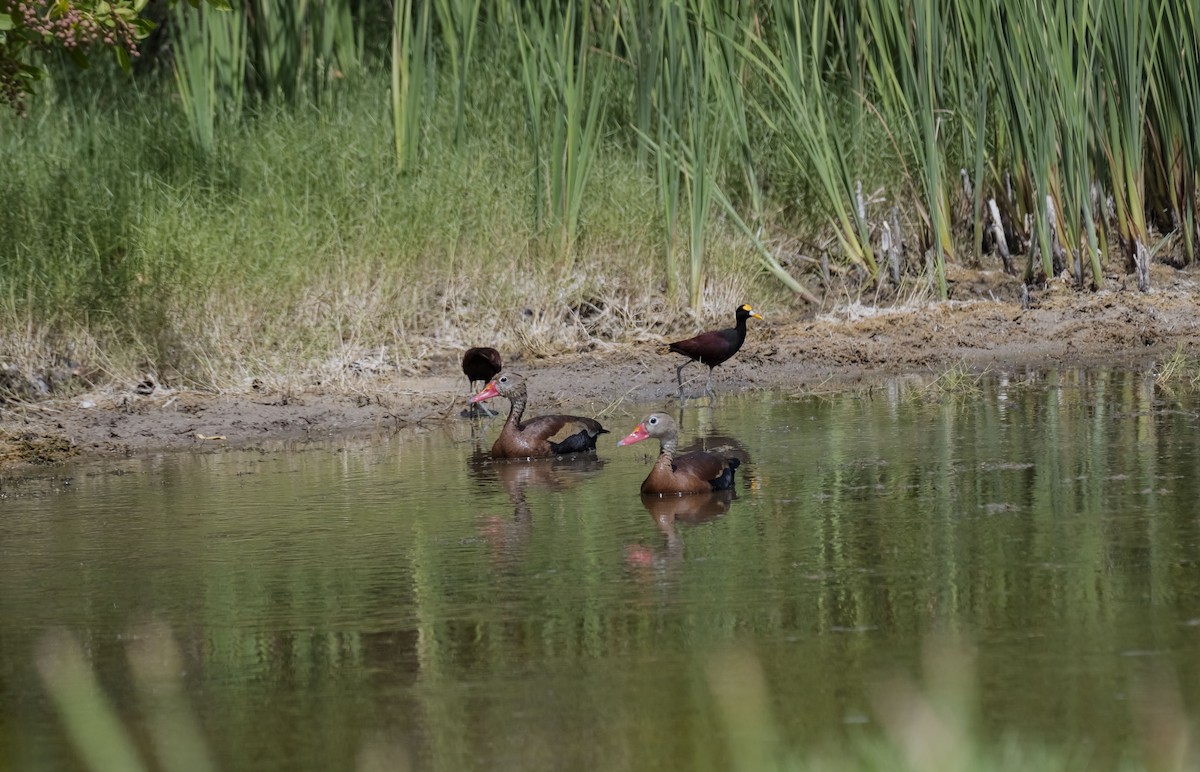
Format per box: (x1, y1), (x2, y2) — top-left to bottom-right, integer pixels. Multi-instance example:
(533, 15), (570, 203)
(648, 416), (658, 425)
(499, 376), (508, 383)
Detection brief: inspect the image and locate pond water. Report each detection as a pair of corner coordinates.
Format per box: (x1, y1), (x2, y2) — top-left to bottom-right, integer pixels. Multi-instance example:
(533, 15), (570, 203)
(2, 367), (1200, 771)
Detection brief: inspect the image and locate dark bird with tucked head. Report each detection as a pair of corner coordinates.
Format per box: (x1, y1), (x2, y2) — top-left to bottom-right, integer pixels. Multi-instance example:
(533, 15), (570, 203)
(462, 347), (503, 392)
(462, 347), (503, 417)
(617, 412), (741, 496)
(470, 372), (608, 459)
(663, 304), (763, 398)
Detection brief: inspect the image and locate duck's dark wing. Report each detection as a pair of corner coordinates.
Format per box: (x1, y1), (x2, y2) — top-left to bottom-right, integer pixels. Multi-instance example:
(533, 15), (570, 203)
(674, 451), (740, 491)
(522, 414), (608, 454)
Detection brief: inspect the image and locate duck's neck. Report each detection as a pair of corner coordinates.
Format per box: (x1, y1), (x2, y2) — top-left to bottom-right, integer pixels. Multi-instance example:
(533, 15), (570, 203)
(505, 392), (527, 430)
(656, 435), (678, 463)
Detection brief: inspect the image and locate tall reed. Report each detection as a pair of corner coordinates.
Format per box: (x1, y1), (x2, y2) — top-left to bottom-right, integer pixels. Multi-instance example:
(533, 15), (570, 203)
(661, 2), (709, 310)
(512, 0), (607, 268)
(391, 0), (433, 174)
(653, 0), (724, 311)
(171, 0), (246, 153)
(433, 0), (484, 143)
(990, 0), (1059, 282)
(948, 0), (991, 269)
(860, 0), (954, 298)
(1095, 0), (1158, 290)
(1147, 0), (1200, 266)
(170, 0), (362, 126)
(648, 0), (684, 299)
(1044, 0), (1103, 288)
(743, 0), (878, 280)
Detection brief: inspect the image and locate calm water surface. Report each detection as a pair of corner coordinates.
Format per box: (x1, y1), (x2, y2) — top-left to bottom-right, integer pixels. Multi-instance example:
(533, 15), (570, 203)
(3, 367), (1199, 770)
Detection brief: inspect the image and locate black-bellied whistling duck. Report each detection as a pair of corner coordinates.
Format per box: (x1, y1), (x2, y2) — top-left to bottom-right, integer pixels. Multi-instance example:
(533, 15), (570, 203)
(617, 412), (741, 495)
(462, 347), (503, 416)
(470, 372), (608, 459)
(664, 304), (763, 398)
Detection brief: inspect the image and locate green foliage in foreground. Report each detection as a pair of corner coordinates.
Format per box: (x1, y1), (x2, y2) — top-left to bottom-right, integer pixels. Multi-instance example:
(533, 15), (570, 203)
(33, 626), (1172, 772)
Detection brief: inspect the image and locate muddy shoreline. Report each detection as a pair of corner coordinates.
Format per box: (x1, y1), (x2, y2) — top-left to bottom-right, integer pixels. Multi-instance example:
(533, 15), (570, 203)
(3, 269), (1199, 469)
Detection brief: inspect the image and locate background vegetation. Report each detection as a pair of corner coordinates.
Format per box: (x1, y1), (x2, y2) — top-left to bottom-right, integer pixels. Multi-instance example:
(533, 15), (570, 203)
(1, 0), (1197, 393)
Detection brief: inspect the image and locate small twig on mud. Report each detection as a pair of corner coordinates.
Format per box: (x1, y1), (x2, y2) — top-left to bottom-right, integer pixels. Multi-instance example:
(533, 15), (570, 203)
(596, 380), (645, 419)
(793, 374), (839, 398)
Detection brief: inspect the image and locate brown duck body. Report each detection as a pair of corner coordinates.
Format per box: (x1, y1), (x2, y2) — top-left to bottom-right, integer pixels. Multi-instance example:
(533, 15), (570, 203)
(618, 412), (741, 496)
(640, 449), (740, 495)
(471, 372), (607, 459)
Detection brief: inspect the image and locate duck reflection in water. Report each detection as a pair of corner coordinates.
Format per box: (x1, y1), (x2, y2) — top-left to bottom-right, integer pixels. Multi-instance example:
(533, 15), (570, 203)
(625, 489), (736, 572)
(468, 450), (606, 562)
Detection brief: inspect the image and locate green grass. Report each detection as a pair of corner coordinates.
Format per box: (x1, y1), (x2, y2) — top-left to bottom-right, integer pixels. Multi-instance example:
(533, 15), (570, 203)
(0, 69), (774, 393)
(1154, 346), (1200, 390)
(3, 0), (1200, 394)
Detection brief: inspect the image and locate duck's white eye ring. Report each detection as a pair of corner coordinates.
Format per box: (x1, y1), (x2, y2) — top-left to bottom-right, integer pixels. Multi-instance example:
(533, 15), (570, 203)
(499, 376), (508, 383)
(648, 416), (658, 425)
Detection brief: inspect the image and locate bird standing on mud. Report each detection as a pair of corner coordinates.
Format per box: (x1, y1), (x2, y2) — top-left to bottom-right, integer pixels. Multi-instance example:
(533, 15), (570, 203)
(462, 347), (503, 417)
(662, 304), (763, 399)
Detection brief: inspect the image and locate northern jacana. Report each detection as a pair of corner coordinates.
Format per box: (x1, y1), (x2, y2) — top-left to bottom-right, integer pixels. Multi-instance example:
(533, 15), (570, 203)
(664, 304), (763, 398)
(617, 412), (741, 496)
(462, 347), (502, 416)
(470, 372), (608, 459)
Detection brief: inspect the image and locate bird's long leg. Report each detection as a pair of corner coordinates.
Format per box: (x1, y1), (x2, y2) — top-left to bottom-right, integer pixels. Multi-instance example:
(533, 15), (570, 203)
(705, 368), (716, 402)
(675, 360), (692, 398)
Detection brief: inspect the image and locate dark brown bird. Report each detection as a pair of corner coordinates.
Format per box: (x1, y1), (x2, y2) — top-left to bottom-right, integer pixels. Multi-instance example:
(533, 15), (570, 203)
(462, 347), (503, 417)
(617, 412), (741, 496)
(470, 372), (608, 459)
(664, 304), (763, 398)
(462, 347), (502, 391)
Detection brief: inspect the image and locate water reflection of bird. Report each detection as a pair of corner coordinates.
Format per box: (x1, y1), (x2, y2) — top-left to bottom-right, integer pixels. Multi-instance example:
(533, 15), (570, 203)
(617, 412), (741, 495)
(470, 372), (607, 459)
(462, 347), (503, 418)
(662, 304), (763, 399)
(642, 489), (734, 525)
(469, 453), (606, 558)
(625, 490), (735, 572)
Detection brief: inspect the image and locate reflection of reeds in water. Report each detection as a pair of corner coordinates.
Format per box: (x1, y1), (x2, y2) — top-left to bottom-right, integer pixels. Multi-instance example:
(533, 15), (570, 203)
(34, 626), (1198, 771)
(706, 636), (1199, 772)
